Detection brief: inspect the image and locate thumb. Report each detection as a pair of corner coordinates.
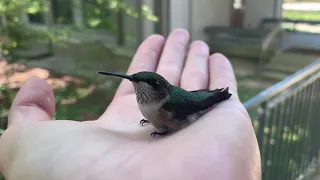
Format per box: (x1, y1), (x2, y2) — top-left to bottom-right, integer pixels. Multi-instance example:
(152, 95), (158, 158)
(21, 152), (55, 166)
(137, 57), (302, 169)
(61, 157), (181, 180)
(8, 77), (55, 128)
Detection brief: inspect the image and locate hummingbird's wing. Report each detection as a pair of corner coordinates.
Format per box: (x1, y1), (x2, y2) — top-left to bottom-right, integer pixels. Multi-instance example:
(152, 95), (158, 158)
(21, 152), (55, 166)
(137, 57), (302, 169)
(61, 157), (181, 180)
(161, 87), (232, 121)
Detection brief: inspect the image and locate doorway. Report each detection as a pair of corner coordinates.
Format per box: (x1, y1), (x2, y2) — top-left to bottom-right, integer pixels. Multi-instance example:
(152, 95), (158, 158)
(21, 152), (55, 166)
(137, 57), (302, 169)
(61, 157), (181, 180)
(230, 0), (245, 28)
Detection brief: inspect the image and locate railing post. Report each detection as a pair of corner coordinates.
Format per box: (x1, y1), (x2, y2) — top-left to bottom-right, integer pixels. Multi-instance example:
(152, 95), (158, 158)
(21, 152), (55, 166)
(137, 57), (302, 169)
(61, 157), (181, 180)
(256, 101), (268, 180)
(257, 101), (267, 152)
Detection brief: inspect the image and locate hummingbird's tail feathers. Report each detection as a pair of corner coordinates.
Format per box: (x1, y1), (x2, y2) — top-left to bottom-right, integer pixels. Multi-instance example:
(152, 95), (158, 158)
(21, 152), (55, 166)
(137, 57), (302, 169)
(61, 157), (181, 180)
(190, 88), (224, 93)
(219, 87), (232, 100)
(222, 87), (231, 94)
(195, 87), (232, 108)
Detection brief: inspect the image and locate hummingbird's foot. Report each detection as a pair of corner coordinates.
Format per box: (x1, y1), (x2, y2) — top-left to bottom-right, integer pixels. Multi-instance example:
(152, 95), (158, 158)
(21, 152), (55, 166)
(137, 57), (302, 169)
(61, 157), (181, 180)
(140, 119), (150, 126)
(150, 131), (169, 137)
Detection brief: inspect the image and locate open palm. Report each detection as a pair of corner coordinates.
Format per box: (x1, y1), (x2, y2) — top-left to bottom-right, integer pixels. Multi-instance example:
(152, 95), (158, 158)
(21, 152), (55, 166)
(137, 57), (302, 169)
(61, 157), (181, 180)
(0, 29), (261, 180)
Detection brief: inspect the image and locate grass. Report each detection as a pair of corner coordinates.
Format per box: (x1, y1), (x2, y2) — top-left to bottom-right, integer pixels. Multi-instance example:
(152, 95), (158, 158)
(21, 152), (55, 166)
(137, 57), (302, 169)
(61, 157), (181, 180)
(238, 85), (265, 102)
(281, 10), (320, 33)
(282, 10), (320, 21)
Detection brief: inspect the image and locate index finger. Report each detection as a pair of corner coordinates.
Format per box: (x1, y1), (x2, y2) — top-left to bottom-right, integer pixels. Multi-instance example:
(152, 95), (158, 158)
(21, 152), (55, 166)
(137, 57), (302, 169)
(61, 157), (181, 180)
(114, 35), (165, 98)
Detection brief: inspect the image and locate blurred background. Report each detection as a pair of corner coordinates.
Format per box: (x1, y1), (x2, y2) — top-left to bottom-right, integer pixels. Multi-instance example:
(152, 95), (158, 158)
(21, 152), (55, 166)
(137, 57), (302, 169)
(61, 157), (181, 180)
(1, 0), (320, 180)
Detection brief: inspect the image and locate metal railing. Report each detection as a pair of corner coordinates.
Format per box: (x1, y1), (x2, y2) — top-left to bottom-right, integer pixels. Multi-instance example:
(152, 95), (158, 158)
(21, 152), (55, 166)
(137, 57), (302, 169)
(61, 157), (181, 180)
(244, 59), (320, 180)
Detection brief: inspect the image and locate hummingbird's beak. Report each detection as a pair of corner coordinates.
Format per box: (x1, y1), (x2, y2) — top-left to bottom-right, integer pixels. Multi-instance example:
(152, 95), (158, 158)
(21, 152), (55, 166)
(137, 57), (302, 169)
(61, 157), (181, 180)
(97, 71), (134, 81)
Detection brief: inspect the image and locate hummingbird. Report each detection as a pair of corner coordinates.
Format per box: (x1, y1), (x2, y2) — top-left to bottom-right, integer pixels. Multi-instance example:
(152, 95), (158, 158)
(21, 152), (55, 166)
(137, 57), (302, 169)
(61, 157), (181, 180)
(98, 71), (232, 137)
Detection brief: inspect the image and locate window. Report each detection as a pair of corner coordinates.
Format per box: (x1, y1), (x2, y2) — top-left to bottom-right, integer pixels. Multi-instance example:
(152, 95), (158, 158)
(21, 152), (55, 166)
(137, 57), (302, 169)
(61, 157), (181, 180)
(28, 12), (45, 24)
(28, 0), (72, 25)
(51, 0), (73, 25)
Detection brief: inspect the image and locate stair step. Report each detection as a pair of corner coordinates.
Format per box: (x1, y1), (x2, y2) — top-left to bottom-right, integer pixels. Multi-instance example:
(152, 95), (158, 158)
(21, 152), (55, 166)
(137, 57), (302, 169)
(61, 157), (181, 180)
(264, 65), (299, 74)
(260, 70), (290, 82)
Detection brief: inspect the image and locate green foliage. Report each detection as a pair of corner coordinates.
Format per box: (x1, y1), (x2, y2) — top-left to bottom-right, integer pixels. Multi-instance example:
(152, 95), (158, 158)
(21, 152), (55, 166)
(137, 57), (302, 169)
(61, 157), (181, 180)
(51, 0), (72, 24)
(53, 82), (104, 120)
(83, 0), (117, 31)
(0, 0), (44, 14)
(0, 0), (51, 58)
(0, 0), (158, 59)
(83, 0), (158, 31)
(0, 83), (15, 133)
(106, 0), (158, 21)
(282, 10), (320, 21)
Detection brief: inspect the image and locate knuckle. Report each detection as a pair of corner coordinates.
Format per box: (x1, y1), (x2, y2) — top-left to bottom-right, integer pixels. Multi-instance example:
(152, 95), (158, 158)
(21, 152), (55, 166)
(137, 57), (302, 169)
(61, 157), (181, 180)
(188, 69), (207, 80)
(173, 40), (187, 53)
(165, 65), (181, 75)
(137, 44), (159, 59)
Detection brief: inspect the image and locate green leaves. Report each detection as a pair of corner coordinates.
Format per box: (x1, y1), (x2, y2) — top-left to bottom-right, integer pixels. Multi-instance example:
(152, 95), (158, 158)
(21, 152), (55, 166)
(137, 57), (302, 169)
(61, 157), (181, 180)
(0, 0), (47, 15)
(0, 0), (159, 60)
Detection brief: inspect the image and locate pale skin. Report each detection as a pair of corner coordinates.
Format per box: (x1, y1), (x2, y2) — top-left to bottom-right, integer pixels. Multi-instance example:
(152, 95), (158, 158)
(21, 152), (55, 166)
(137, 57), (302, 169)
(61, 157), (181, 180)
(0, 29), (261, 180)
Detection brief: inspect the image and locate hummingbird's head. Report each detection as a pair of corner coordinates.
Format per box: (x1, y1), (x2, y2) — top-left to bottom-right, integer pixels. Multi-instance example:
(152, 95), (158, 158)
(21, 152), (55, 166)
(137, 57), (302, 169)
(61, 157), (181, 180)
(98, 71), (172, 104)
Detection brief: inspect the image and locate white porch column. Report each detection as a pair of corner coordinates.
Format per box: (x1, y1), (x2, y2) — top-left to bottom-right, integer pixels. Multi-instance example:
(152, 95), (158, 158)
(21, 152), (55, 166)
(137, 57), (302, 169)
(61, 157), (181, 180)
(123, 0), (156, 46)
(168, 0), (190, 32)
(20, 12), (29, 25)
(159, 0), (232, 41)
(274, 0), (283, 18)
(142, 0), (155, 40)
(44, 0), (54, 28)
(72, 0), (84, 29)
(123, 0), (138, 47)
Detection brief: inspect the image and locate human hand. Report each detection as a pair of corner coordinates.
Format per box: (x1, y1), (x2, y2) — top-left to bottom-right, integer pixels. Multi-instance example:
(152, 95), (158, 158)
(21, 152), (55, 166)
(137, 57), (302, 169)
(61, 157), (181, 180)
(0, 29), (261, 180)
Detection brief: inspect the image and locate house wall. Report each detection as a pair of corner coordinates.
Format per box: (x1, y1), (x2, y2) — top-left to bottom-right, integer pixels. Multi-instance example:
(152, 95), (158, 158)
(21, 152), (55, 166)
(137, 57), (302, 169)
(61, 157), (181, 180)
(190, 0), (231, 41)
(154, 0), (283, 40)
(168, 0), (231, 41)
(244, 0), (283, 28)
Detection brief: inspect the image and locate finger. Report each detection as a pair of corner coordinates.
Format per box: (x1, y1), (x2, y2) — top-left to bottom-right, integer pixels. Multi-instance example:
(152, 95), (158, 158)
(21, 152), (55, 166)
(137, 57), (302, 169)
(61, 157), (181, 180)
(180, 40), (209, 91)
(209, 53), (239, 99)
(114, 34), (165, 98)
(8, 77), (55, 128)
(156, 28), (190, 86)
